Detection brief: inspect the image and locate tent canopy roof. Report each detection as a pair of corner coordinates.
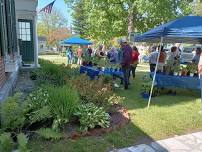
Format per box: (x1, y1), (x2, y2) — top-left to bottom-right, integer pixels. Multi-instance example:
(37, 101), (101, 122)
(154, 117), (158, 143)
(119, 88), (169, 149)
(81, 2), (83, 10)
(135, 16), (202, 44)
(62, 37), (92, 45)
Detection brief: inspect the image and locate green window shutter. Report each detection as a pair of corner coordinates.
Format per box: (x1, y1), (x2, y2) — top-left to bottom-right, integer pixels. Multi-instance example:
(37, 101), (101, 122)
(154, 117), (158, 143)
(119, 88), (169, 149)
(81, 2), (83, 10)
(0, 0), (8, 56)
(11, 0), (17, 52)
(4, 0), (17, 54)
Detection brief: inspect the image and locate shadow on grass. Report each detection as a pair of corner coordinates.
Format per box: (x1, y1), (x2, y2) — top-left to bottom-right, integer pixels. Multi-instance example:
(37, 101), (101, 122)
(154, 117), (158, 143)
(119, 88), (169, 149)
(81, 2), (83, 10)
(29, 121), (169, 152)
(115, 71), (200, 110)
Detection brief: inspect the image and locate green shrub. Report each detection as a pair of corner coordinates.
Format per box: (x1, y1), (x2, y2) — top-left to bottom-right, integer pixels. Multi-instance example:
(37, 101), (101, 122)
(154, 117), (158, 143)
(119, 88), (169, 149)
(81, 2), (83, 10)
(141, 75), (158, 96)
(0, 93), (25, 131)
(17, 133), (29, 152)
(24, 87), (52, 124)
(30, 59), (80, 86)
(36, 128), (63, 140)
(0, 132), (13, 152)
(47, 86), (80, 130)
(69, 75), (113, 110)
(75, 103), (110, 132)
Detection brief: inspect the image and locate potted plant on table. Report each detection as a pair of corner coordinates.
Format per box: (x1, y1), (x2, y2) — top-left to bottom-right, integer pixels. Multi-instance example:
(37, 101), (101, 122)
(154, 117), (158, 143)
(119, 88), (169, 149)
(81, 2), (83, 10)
(180, 65), (188, 76)
(173, 64), (181, 76)
(187, 63), (197, 77)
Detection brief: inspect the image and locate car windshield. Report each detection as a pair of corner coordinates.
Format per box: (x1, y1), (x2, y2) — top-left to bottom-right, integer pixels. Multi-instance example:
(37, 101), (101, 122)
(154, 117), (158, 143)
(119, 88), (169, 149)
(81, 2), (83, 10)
(183, 48), (193, 53)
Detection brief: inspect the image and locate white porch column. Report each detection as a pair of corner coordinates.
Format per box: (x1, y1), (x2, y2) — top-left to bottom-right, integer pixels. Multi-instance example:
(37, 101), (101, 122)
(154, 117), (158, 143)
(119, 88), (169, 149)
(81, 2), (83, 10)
(33, 13), (39, 67)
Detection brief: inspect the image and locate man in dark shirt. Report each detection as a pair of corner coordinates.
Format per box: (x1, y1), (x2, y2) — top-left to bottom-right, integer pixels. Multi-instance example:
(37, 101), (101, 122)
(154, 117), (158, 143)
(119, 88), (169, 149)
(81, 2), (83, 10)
(120, 38), (132, 90)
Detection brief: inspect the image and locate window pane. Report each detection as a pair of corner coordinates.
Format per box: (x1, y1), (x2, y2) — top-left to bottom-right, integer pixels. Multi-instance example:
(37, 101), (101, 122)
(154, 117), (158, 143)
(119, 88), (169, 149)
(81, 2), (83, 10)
(26, 29), (30, 35)
(27, 35), (31, 41)
(26, 23), (30, 29)
(21, 29), (26, 35)
(22, 35), (26, 41)
(19, 22), (22, 29)
(21, 22), (26, 28)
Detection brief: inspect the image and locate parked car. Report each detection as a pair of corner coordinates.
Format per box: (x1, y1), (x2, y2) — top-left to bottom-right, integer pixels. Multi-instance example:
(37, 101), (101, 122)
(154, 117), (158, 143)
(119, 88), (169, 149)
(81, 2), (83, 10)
(180, 47), (194, 63)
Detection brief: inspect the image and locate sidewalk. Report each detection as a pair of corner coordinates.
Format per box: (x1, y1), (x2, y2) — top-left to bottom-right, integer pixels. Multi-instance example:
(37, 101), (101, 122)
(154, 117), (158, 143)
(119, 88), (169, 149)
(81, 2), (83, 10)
(111, 132), (202, 152)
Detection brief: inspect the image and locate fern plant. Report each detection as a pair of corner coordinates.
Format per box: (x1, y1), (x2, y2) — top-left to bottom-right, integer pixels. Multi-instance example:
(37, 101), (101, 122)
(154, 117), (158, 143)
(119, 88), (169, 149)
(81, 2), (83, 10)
(17, 133), (29, 152)
(0, 93), (25, 131)
(0, 132), (13, 152)
(36, 128), (63, 140)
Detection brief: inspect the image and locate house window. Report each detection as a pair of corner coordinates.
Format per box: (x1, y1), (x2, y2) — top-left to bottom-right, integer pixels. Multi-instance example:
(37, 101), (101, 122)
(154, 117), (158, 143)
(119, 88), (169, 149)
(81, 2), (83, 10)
(18, 21), (31, 41)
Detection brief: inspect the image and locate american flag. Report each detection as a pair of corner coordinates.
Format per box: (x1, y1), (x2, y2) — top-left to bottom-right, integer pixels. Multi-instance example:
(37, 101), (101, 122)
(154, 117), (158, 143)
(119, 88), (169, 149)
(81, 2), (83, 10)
(39, 0), (56, 14)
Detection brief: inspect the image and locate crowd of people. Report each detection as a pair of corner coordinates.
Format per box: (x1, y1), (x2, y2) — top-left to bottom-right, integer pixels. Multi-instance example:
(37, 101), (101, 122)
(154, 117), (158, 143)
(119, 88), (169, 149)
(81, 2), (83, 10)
(65, 41), (202, 90)
(66, 45), (93, 65)
(65, 38), (140, 90)
(149, 45), (202, 74)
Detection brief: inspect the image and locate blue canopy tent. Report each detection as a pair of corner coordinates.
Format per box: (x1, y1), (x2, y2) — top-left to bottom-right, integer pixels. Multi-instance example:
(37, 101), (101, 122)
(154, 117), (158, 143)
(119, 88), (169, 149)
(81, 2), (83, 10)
(62, 37), (92, 45)
(135, 16), (202, 44)
(134, 16), (202, 108)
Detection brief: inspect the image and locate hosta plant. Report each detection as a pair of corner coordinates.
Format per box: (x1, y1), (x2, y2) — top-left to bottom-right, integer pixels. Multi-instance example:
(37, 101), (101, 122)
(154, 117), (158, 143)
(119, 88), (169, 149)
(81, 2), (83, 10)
(75, 103), (110, 132)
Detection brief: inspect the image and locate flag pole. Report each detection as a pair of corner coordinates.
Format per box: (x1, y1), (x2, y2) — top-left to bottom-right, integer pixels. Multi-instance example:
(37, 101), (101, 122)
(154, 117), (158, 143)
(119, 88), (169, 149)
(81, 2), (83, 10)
(147, 37), (164, 108)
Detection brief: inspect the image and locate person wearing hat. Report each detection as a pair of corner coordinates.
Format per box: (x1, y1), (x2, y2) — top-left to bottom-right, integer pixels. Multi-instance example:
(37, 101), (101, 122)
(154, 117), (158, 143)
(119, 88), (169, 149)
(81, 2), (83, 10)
(120, 38), (132, 90)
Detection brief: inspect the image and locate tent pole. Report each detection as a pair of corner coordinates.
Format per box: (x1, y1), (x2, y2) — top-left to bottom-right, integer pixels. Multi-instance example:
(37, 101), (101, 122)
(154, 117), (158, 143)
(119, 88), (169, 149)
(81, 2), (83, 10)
(147, 37), (164, 108)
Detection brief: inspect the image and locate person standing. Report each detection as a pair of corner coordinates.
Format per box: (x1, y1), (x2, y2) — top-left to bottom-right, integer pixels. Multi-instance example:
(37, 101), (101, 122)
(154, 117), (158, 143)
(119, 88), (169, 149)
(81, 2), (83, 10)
(77, 46), (83, 65)
(149, 46), (158, 72)
(66, 46), (74, 64)
(130, 46), (140, 78)
(192, 47), (201, 64)
(107, 47), (118, 64)
(158, 46), (167, 72)
(120, 38), (132, 90)
(87, 46), (93, 57)
(198, 49), (202, 73)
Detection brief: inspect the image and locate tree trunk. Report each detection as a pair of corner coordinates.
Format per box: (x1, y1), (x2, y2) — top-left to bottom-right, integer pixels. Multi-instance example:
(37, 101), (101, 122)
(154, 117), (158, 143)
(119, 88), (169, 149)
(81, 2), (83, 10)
(128, 11), (134, 43)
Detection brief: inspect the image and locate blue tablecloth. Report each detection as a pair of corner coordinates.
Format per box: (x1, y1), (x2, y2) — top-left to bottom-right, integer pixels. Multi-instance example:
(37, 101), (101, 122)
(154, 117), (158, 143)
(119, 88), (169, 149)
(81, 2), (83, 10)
(80, 66), (123, 79)
(151, 73), (200, 90)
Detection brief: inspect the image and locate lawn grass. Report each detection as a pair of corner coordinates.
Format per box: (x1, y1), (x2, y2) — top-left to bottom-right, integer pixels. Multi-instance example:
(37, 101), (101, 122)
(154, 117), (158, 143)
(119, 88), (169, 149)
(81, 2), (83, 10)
(39, 54), (67, 65)
(30, 55), (202, 152)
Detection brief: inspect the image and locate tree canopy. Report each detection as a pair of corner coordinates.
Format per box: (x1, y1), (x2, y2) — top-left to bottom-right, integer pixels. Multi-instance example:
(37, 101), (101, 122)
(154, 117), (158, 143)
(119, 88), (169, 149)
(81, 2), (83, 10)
(65, 0), (193, 43)
(37, 8), (70, 46)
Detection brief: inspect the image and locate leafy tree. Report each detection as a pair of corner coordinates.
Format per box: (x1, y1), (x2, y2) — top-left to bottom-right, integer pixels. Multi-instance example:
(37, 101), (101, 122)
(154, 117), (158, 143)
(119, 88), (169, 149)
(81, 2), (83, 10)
(49, 28), (71, 47)
(37, 8), (68, 46)
(71, 0), (87, 36)
(65, 0), (193, 43)
(194, 0), (202, 15)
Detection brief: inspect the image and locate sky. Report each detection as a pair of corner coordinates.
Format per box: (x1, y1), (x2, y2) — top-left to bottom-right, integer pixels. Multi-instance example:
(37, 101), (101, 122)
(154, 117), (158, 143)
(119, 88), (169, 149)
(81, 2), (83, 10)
(38, 0), (72, 26)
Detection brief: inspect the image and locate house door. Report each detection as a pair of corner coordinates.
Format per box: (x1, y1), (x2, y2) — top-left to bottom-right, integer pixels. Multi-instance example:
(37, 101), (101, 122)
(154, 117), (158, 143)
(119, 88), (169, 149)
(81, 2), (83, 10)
(18, 19), (34, 62)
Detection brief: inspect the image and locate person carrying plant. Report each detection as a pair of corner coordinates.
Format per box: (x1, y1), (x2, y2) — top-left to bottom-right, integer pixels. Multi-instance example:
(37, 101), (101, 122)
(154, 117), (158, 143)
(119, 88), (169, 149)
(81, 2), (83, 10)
(130, 46), (140, 79)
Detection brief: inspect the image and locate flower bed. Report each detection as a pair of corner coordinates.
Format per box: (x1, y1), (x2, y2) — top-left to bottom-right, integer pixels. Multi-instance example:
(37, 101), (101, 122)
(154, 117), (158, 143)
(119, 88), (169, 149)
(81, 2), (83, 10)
(0, 59), (127, 151)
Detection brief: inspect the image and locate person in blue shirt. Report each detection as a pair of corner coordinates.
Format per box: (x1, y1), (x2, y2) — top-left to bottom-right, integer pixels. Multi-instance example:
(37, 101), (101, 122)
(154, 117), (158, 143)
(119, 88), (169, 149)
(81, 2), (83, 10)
(66, 46), (74, 64)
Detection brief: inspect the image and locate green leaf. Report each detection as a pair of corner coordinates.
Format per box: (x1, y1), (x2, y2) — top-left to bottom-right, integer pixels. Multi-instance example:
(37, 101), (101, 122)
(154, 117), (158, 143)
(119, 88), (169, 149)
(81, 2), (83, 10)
(37, 128), (63, 140)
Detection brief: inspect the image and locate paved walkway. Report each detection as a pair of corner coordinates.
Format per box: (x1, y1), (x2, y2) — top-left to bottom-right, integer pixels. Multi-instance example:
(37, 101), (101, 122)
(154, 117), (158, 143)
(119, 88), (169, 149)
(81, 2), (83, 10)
(111, 132), (202, 152)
